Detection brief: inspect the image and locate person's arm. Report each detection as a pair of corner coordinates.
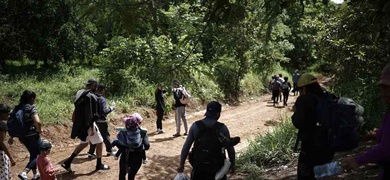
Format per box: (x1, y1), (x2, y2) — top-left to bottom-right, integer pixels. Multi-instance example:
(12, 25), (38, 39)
(43, 157), (59, 176)
(31, 114), (42, 134)
(0, 130), (15, 166)
(143, 134), (150, 150)
(100, 97), (112, 115)
(178, 124), (196, 172)
(291, 96), (306, 129)
(220, 126), (236, 169)
(356, 115), (390, 164)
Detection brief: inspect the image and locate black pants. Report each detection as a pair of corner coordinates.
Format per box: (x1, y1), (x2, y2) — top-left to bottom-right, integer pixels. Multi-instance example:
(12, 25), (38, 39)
(272, 90), (280, 106)
(293, 83), (298, 95)
(119, 151), (143, 180)
(283, 91), (289, 106)
(88, 122), (112, 154)
(19, 134), (42, 171)
(191, 170), (226, 180)
(297, 146), (334, 180)
(156, 109), (164, 130)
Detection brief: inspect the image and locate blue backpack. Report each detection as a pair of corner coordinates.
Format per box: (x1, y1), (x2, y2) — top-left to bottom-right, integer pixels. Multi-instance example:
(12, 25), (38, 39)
(314, 93), (361, 152)
(7, 105), (34, 138)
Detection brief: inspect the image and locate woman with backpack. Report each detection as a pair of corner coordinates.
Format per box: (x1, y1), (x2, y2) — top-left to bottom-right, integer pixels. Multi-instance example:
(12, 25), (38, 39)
(342, 64), (390, 179)
(8, 90), (43, 180)
(112, 113), (150, 180)
(282, 77), (292, 107)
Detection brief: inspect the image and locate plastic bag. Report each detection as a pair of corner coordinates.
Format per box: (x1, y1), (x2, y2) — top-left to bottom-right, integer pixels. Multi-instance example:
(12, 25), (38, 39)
(174, 173), (189, 180)
(215, 159), (231, 180)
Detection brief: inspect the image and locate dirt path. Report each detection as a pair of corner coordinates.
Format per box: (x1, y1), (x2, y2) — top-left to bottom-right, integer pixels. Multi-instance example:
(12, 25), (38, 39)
(10, 94), (297, 180)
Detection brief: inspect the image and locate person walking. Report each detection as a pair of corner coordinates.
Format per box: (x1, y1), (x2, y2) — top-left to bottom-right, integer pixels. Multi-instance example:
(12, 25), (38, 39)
(342, 64), (390, 179)
(155, 83), (166, 134)
(87, 84), (116, 158)
(61, 79), (110, 172)
(0, 104), (15, 180)
(8, 90), (43, 180)
(277, 74), (285, 102)
(292, 69), (300, 96)
(37, 140), (60, 180)
(177, 101), (236, 180)
(291, 73), (334, 179)
(112, 113), (150, 180)
(172, 80), (188, 137)
(281, 77), (292, 107)
(271, 75), (282, 106)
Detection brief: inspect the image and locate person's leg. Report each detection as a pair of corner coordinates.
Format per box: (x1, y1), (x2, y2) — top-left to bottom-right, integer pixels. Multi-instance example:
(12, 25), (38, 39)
(284, 92), (289, 106)
(156, 110), (163, 132)
(279, 91), (282, 102)
(174, 108), (181, 135)
(119, 152), (127, 180)
(179, 106), (188, 134)
(127, 152), (143, 180)
(97, 122), (113, 154)
(61, 142), (88, 172)
(19, 135), (41, 179)
(87, 142), (96, 157)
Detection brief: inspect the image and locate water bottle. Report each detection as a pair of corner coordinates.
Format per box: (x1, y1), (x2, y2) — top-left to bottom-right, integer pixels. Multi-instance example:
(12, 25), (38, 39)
(313, 161), (344, 178)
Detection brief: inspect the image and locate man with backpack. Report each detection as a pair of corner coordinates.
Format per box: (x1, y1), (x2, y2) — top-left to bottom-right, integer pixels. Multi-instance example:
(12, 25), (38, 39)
(291, 73), (335, 179)
(172, 80), (188, 137)
(177, 101), (236, 180)
(61, 79), (110, 172)
(87, 83), (117, 158)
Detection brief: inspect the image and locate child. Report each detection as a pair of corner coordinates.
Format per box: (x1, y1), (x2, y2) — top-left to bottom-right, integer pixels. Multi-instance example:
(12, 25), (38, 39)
(0, 104), (15, 180)
(111, 113), (150, 180)
(37, 140), (59, 180)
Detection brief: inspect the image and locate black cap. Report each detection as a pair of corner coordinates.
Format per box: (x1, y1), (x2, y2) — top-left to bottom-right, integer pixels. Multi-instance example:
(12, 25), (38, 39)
(204, 101), (222, 117)
(83, 79), (97, 85)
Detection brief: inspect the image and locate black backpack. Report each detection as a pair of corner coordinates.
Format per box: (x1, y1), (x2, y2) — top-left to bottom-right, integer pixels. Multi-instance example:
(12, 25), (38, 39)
(313, 92), (361, 152)
(281, 82), (290, 92)
(7, 104), (35, 138)
(189, 121), (226, 173)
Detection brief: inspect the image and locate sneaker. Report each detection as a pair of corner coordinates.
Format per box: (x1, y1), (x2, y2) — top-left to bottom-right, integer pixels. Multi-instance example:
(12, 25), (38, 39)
(32, 173), (40, 180)
(183, 132), (188, 136)
(172, 133), (180, 137)
(107, 149), (117, 156)
(88, 152), (97, 159)
(18, 172), (28, 180)
(61, 163), (73, 172)
(158, 129), (165, 134)
(96, 164), (110, 171)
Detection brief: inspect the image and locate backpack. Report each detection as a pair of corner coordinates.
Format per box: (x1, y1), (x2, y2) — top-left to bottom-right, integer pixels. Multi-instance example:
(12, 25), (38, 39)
(179, 87), (191, 105)
(313, 92), (362, 152)
(7, 105), (34, 138)
(271, 81), (281, 91)
(71, 90), (99, 140)
(281, 82), (290, 92)
(189, 121), (226, 173)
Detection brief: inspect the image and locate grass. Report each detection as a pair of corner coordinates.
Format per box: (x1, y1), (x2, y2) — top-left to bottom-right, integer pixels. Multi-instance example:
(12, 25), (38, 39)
(237, 117), (298, 179)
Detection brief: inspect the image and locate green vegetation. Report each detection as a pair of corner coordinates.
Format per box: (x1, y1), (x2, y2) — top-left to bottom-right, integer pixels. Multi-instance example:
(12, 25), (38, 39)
(237, 117), (297, 179)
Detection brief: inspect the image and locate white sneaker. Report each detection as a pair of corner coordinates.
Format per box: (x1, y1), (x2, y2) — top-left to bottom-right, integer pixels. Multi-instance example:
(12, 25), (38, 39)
(18, 172), (28, 180)
(32, 173), (40, 180)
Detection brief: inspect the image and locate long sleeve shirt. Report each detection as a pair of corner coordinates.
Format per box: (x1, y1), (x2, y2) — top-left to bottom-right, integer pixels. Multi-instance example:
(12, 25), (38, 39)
(179, 117), (236, 168)
(37, 155), (59, 180)
(155, 89), (166, 111)
(96, 94), (112, 121)
(356, 111), (390, 179)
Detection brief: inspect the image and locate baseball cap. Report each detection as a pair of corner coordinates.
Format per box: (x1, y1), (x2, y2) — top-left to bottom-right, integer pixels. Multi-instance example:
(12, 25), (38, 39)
(297, 73), (317, 87)
(204, 101), (222, 117)
(378, 64), (390, 86)
(83, 79), (97, 85)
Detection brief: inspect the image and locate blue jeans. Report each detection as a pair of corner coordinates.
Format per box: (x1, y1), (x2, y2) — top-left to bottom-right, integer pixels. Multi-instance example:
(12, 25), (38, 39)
(19, 134), (42, 171)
